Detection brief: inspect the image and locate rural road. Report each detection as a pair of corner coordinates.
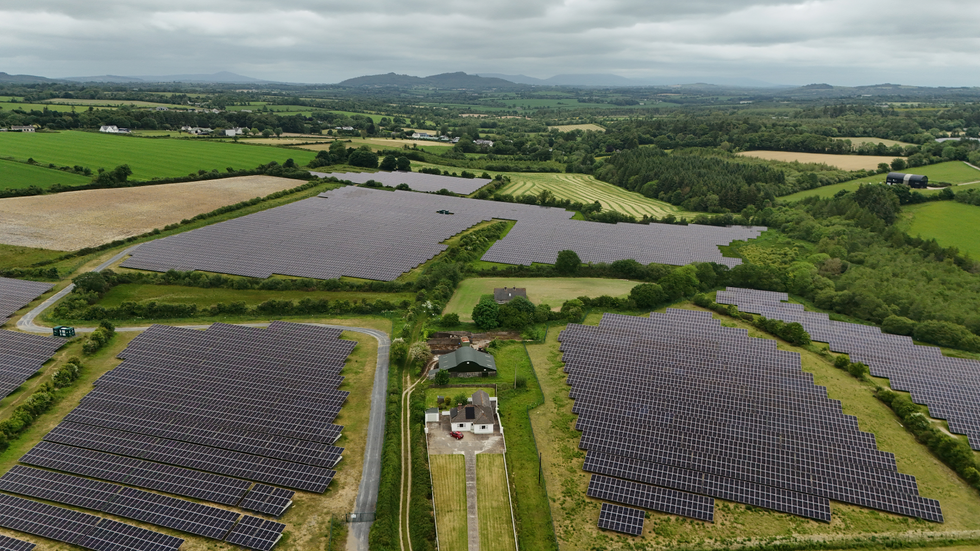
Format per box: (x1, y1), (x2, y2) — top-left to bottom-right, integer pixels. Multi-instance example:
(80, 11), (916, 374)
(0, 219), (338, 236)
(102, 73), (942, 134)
(15, 246), (391, 551)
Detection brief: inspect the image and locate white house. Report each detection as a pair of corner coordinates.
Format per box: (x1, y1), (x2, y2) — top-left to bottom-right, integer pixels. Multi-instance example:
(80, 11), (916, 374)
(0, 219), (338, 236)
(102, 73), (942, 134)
(448, 390), (496, 434)
(224, 127), (247, 137)
(10, 125), (35, 132)
(99, 125), (130, 134)
(474, 139), (494, 147)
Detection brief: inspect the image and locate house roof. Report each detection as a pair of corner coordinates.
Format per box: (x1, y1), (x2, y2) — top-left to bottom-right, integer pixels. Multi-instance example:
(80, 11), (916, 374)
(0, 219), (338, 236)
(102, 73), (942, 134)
(438, 346), (497, 372)
(493, 287), (527, 304)
(450, 400), (494, 425)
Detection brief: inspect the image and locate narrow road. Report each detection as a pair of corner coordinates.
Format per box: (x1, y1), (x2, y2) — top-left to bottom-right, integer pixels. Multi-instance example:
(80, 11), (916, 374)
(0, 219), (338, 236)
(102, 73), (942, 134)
(399, 372), (426, 551)
(15, 246), (390, 551)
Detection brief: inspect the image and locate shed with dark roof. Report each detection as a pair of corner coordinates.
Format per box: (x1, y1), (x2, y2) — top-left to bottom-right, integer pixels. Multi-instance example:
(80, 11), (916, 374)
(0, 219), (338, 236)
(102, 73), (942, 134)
(437, 345), (496, 376)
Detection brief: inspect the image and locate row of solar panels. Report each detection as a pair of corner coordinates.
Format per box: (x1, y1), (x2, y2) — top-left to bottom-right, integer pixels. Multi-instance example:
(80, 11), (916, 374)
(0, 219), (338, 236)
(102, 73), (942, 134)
(0, 277), (52, 321)
(563, 309), (943, 537)
(716, 288), (980, 451)
(310, 170), (492, 194)
(0, 331), (65, 401)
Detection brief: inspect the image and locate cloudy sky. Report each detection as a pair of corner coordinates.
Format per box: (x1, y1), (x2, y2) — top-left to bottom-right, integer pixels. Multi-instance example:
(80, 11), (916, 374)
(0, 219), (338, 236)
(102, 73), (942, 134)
(1, 0), (977, 86)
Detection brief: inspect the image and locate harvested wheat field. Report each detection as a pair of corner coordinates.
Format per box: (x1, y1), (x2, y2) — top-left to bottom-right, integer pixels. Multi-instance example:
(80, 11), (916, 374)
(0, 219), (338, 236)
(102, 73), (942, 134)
(737, 150), (903, 170)
(0, 176), (303, 250)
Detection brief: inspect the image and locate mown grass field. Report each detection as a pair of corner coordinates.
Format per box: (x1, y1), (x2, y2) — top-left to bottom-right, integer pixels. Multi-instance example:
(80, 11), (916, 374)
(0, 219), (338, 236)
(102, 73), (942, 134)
(549, 124), (605, 132)
(477, 454), (517, 551)
(0, 101), (112, 112)
(444, 277), (638, 322)
(782, 161), (980, 201)
(903, 201), (980, 258)
(0, 131), (317, 180)
(525, 306), (980, 550)
(497, 172), (681, 218)
(40, 98), (174, 108)
(737, 150), (903, 171)
(0, 158), (91, 190)
(430, 454), (468, 551)
(835, 137), (916, 148)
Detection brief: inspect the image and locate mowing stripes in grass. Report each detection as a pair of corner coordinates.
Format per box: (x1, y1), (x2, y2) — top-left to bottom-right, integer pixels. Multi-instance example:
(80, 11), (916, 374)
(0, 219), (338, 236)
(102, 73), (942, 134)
(497, 172), (680, 218)
(430, 454), (468, 551)
(477, 454), (517, 551)
(0, 159), (91, 190)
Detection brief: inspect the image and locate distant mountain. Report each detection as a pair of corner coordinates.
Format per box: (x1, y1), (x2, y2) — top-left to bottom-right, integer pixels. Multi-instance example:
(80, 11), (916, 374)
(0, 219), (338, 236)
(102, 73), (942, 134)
(339, 72), (522, 90)
(0, 72), (59, 83)
(478, 72), (787, 88)
(63, 72), (270, 84)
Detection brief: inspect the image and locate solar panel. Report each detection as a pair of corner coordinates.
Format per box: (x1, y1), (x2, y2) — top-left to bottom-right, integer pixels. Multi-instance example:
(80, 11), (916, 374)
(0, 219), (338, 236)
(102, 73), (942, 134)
(239, 484), (295, 517)
(80, 519), (183, 551)
(0, 277), (53, 321)
(0, 465), (120, 511)
(224, 516), (286, 551)
(0, 492), (100, 546)
(0, 330), (64, 399)
(102, 487), (240, 540)
(121, 186), (763, 281)
(597, 503), (645, 536)
(587, 474), (714, 522)
(0, 533), (35, 551)
(309, 171), (492, 194)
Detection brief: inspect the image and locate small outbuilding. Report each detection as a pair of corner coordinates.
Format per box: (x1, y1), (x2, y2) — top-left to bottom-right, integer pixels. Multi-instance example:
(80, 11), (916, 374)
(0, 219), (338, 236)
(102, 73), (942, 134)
(449, 390), (496, 434)
(425, 407), (440, 423)
(52, 326), (75, 338)
(437, 345), (496, 377)
(886, 172), (929, 189)
(494, 287), (527, 304)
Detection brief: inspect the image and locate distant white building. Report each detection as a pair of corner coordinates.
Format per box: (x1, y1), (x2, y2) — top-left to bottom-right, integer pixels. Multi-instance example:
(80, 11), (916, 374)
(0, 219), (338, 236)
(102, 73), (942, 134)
(474, 139), (494, 147)
(99, 125), (131, 134)
(181, 126), (212, 135)
(224, 127), (247, 137)
(448, 391), (496, 435)
(10, 125), (35, 132)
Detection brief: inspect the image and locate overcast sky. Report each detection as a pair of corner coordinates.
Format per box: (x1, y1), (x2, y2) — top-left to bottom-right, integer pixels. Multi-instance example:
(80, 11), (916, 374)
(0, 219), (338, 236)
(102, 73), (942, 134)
(1, 0), (977, 86)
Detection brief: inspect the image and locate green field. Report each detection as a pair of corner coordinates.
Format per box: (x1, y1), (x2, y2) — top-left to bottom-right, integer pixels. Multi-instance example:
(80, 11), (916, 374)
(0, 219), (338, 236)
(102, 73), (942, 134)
(904, 201), (980, 258)
(0, 101), (111, 112)
(430, 454), (468, 551)
(782, 161), (980, 201)
(0, 131), (317, 180)
(0, 159), (91, 190)
(444, 277), (639, 322)
(497, 172), (681, 218)
(477, 454), (517, 551)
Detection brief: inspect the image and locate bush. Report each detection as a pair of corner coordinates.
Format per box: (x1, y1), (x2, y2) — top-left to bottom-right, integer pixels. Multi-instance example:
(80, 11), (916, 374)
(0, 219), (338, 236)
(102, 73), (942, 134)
(554, 250), (581, 275)
(882, 315), (916, 336)
(434, 370), (450, 385)
(441, 313), (460, 326)
(913, 320), (980, 352)
(630, 283), (666, 309)
(472, 296), (500, 330)
(847, 361), (869, 379)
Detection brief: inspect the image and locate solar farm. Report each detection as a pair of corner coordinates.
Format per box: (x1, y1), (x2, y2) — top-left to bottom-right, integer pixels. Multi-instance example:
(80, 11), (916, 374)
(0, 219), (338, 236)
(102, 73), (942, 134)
(0, 331), (65, 399)
(558, 308), (943, 537)
(0, 277), (53, 321)
(122, 186), (763, 280)
(310, 171), (492, 194)
(0, 321), (357, 550)
(717, 287), (980, 451)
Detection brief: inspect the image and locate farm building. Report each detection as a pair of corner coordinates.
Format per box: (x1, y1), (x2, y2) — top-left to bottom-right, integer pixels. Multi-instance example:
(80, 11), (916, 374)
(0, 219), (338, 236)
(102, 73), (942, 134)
(494, 287), (527, 304)
(10, 126), (34, 132)
(886, 172), (929, 188)
(436, 345), (497, 377)
(449, 390), (496, 434)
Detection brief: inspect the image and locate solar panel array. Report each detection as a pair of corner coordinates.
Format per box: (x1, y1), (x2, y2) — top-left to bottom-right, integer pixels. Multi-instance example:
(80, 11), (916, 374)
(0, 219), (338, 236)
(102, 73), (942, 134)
(0, 277), (52, 321)
(597, 503), (645, 536)
(311, 171), (492, 194)
(239, 485), (294, 517)
(717, 287), (980, 451)
(0, 330), (65, 399)
(558, 308), (943, 528)
(0, 492), (182, 551)
(225, 516), (286, 551)
(122, 186), (763, 281)
(0, 533), (34, 551)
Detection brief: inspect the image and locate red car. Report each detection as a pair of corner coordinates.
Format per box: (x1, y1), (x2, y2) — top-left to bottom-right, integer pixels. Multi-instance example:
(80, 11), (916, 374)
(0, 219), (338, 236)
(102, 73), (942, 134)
(450, 431), (464, 440)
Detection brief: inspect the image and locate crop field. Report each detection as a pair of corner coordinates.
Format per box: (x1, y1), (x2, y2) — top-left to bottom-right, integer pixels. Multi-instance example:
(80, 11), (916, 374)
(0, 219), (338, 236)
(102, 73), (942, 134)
(0, 102), (111, 112)
(782, 161), (980, 200)
(430, 454), (468, 551)
(0, 131), (317, 179)
(497, 172), (681, 218)
(903, 201), (980, 258)
(0, 159), (91, 190)
(444, 277), (639, 322)
(549, 124), (605, 132)
(835, 137), (916, 148)
(737, 150), (902, 170)
(40, 98), (174, 108)
(0, 175), (307, 250)
(476, 454), (517, 551)
(525, 307), (980, 550)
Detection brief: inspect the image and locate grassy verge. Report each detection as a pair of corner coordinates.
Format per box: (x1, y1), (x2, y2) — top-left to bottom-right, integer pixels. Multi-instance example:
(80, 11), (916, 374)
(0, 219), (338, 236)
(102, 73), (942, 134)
(430, 454), (468, 551)
(444, 277), (637, 322)
(477, 454), (518, 551)
(526, 305), (980, 550)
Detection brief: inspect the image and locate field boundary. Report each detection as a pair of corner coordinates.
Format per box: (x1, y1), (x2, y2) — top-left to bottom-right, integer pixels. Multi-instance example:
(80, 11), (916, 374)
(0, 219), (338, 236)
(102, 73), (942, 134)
(521, 342), (560, 549)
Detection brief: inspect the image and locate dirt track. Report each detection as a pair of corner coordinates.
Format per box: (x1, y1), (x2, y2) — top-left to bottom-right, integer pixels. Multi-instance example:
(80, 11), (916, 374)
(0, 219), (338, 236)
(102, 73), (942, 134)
(0, 176), (302, 251)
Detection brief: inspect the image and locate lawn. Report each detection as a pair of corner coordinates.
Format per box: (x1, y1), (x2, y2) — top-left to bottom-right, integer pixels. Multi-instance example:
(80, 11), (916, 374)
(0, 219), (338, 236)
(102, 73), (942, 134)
(0, 158), (91, 190)
(429, 454), (468, 551)
(94, 283), (413, 310)
(444, 277), (639, 322)
(477, 454), (517, 551)
(903, 201), (980, 258)
(782, 161), (980, 201)
(0, 131), (317, 180)
(427, 387), (496, 410)
(737, 150), (903, 171)
(525, 306), (980, 550)
(497, 172), (680, 218)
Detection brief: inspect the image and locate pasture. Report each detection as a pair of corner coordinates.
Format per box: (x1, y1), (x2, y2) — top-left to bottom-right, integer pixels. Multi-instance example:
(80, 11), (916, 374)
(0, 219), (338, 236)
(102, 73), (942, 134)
(476, 454), (517, 551)
(903, 201), (980, 258)
(0, 175), (307, 250)
(0, 159), (91, 190)
(526, 307), (980, 550)
(836, 136), (915, 148)
(444, 277), (638, 322)
(497, 172), (681, 218)
(737, 150), (902, 171)
(781, 161), (980, 201)
(430, 454), (468, 551)
(0, 131), (317, 180)
(0, 101), (110, 113)
(40, 98), (174, 109)
(549, 124), (605, 132)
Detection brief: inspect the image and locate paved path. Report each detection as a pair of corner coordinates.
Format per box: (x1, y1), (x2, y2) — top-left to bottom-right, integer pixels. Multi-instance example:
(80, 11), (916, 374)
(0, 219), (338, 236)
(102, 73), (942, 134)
(464, 451), (480, 551)
(14, 245), (390, 551)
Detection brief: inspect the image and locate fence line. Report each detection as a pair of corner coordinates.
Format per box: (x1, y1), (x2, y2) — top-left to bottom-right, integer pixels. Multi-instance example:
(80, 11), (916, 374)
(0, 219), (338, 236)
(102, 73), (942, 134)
(521, 341), (561, 549)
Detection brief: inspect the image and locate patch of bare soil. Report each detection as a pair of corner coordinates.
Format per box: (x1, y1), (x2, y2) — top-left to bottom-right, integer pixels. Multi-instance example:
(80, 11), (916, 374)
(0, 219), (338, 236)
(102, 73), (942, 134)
(0, 176), (302, 251)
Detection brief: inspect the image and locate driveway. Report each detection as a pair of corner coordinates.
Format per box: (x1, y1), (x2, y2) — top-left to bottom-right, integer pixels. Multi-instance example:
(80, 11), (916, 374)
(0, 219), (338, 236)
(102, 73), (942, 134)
(426, 416), (505, 455)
